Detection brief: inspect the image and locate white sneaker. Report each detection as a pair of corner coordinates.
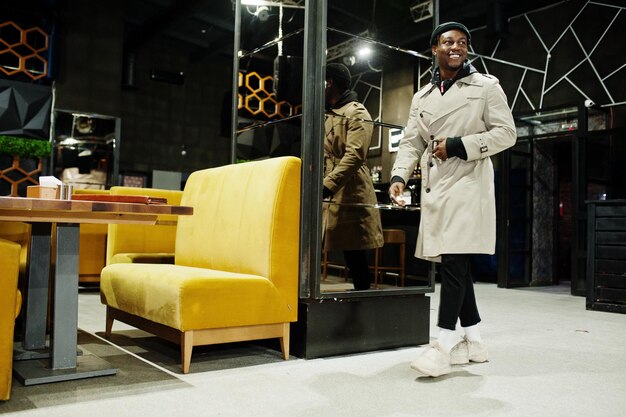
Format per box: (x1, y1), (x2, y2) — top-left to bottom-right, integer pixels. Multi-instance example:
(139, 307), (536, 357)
(450, 336), (489, 365)
(410, 342), (451, 377)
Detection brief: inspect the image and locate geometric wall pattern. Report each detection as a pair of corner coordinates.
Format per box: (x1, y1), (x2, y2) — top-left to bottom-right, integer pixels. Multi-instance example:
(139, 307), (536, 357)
(0, 21), (49, 80)
(0, 154), (43, 197)
(417, 0), (625, 114)
(237, 71), (301, 119)
(0, 79), (52, 140)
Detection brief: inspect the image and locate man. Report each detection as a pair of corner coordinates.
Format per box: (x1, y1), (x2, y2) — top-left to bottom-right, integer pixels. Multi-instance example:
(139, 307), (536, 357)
(389, 22), (516, 376)
(323, 63), (383, 291)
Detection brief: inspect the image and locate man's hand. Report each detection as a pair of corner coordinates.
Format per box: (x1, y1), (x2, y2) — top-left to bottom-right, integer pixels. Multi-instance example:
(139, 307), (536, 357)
(389, 182), (406, 206)
(433, 137), (448, 161)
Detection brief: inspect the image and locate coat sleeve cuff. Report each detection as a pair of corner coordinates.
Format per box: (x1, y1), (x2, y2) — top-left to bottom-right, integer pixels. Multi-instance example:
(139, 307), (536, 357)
(445, 136), (468, 160)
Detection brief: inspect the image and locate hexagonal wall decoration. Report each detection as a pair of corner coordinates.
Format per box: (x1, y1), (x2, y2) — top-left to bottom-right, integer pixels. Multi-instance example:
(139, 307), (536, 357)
(0, 21), (49, 80)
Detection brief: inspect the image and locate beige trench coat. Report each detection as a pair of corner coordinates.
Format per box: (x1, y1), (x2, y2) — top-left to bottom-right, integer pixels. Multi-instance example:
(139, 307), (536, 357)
(391, 72), (516, 261)
(322, 101), (384, 251)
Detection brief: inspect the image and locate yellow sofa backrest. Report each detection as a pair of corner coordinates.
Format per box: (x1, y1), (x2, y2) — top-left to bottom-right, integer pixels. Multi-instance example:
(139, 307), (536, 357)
(0, 221), (31, 280)
(176, 156), (301, 291)
(73, 188), (110, 282)
(0, 237), (21, 401)
(106, 186), (183, 265)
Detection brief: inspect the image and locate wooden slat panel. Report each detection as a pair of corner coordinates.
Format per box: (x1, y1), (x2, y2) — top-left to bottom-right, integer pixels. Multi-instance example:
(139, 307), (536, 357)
(596, 245), (626, 259)
(597, 205), (626, 217)
(595, 274), (626, 289)
(588, 301), (626, 314)
(596, 259), (626, 274)
(596, 231), (626, 245)
(596, 287), (626, 303)
(596, 218), (626, 231)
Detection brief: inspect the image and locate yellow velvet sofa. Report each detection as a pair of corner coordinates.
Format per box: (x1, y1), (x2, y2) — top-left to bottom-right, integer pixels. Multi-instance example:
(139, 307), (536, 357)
(106, 186), (182, 265)
(100, 156), (301, 373)
(0, 237), (22, 401)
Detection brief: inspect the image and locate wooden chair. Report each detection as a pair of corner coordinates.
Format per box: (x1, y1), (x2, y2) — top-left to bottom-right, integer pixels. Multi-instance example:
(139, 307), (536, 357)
(322, 250), (347, 282)
(373, 228), (406, 288)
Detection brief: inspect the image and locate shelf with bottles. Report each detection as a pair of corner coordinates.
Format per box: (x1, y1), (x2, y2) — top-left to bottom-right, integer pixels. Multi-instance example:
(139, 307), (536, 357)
(409, 165), (421, 180)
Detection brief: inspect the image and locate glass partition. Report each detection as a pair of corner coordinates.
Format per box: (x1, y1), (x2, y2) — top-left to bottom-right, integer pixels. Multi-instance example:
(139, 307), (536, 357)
(234, 1), (305, 162)
(233, 0), (434, 299)
(50, 110), (120, 190)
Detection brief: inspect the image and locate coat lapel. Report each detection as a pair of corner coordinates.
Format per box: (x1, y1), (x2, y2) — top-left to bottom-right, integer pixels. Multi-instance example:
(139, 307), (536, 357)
(427, 74), (485, 129)
(428, 86), (469, 126)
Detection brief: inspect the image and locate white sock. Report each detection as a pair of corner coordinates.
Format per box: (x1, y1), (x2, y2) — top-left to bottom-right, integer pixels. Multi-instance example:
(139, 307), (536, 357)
(437, 328), (460, 353)
(463, 324), (482, 343)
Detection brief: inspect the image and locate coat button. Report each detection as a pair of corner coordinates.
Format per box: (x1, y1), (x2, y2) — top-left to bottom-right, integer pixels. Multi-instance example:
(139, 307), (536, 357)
(429, 162), (434, 167)
(426, 188), (431, 193)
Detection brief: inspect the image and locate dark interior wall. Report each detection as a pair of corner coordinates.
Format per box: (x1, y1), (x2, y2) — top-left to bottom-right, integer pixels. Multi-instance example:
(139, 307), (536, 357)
(7, 1), (624, 179)
(467, 0), (625, 115)
(118, 39), (232, 174)
(372, 0), (625, 179)
(53, 1), (124, 120)
(379, 63), (414, 184)
(52, 0), (232, 177)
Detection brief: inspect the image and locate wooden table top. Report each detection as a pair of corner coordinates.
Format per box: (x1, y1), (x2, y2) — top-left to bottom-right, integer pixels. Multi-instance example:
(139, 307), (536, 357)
(0, 196), (193, 224)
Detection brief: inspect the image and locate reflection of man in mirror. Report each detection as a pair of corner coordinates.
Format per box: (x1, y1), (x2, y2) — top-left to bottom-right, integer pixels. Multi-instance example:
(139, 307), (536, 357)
(322, 63), (384, 291)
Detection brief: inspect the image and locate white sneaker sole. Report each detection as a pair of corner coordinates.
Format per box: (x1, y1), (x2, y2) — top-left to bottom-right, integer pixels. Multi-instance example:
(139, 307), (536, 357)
(410, 361), (451, 377)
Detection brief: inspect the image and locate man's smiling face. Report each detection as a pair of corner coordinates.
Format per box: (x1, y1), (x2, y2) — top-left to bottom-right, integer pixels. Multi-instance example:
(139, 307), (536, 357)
(432, 29), (469, 76)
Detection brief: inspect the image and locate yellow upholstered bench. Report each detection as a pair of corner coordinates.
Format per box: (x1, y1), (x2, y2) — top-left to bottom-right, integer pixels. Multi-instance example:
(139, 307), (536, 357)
(106, 186), (182, 265)
(100, 156), (301, 373)
(0, 237), (22, 401)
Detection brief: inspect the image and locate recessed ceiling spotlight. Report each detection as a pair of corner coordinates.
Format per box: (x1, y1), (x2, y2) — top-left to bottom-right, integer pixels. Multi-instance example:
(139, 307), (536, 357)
(357, 46), (372, 58)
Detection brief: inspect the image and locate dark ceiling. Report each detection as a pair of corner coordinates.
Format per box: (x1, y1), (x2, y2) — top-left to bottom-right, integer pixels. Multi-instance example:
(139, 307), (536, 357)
(2, 0), (562, 62)
(118, 0), (562, 57)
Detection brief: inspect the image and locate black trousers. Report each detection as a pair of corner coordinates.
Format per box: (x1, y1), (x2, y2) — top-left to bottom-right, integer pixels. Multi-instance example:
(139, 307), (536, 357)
(437, 254), (481, 330)
(343, 249), (371, 291)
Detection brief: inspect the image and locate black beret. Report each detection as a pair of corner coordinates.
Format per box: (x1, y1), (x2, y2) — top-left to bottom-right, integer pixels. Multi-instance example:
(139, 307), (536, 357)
(326, 63), (351, 88)
(430, 21), (471, 46)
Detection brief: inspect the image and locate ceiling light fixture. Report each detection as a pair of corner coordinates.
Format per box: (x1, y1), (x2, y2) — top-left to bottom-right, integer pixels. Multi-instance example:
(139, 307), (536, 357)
(357, 46), (372, 59)
(240, 0), (304, 9)
(254, 5), (270, 22)
(410, 0), (433, 23)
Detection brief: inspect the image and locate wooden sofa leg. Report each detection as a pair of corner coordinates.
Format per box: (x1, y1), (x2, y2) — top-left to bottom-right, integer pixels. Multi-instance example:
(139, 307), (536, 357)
(181, 331), (193, 374)
(105, 307), (114, 338)
(279, 322), (290, 360)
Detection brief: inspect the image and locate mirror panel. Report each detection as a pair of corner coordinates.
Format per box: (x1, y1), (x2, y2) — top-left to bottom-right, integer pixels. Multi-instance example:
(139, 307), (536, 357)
(51, 110), (120, 190)
(234, 0), (434, 297)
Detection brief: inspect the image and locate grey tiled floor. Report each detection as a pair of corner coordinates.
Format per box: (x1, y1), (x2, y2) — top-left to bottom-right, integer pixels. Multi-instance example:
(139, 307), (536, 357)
(3, 282), (626, 417)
